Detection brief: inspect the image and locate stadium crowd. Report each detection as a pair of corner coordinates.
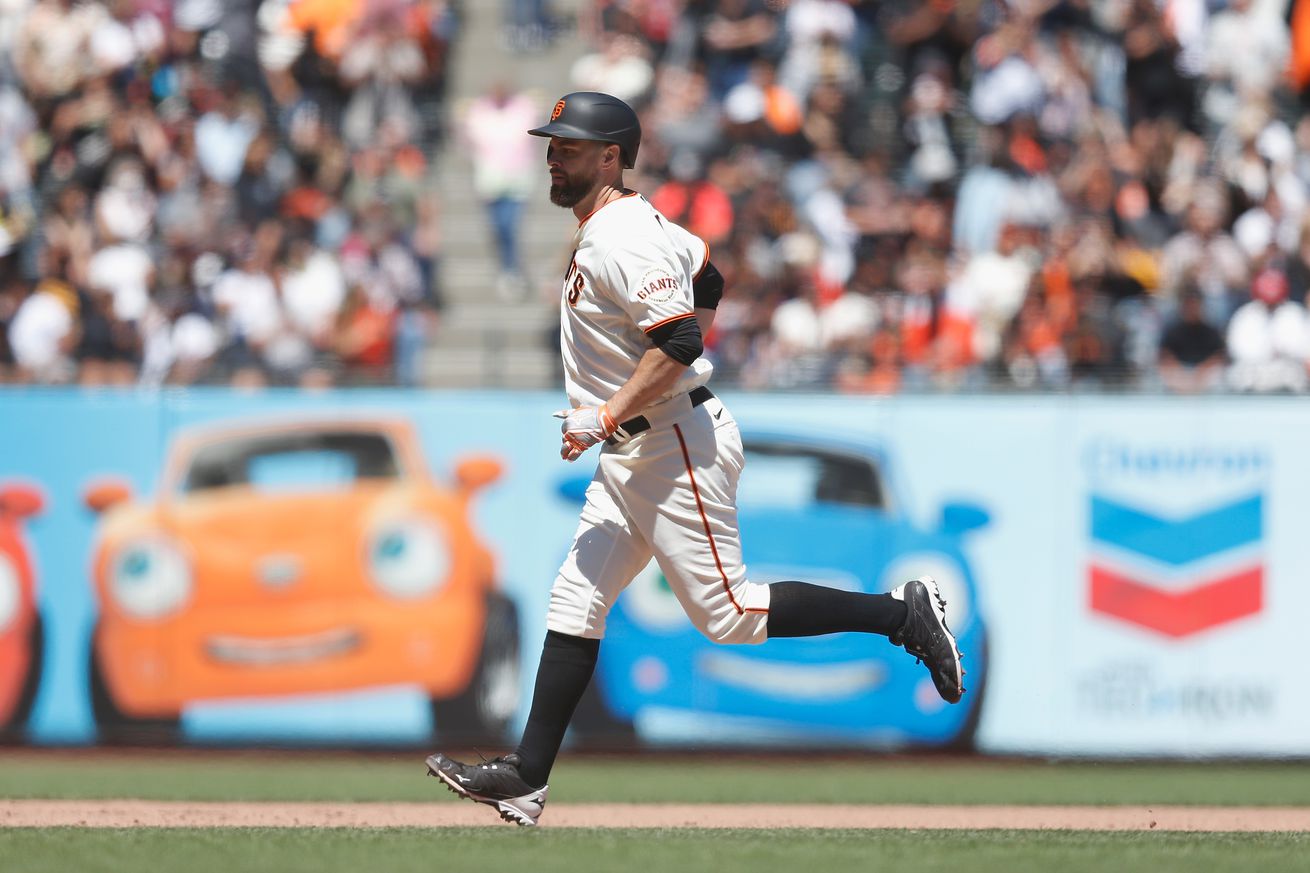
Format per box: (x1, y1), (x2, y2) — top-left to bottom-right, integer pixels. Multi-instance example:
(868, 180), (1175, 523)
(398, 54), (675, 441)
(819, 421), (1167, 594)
(3, 0), (1310, 393)
(578, 0), (1310, 393)
(0, 0), (454, 387)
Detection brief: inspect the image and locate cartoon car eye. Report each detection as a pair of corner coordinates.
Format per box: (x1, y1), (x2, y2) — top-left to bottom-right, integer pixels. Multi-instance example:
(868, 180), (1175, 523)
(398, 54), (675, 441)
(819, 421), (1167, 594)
(0, 553), (18, 632)
(879, 552), (972, 632)
(367, 518), (449, 598)
(624, 562), (687, 632)
(109, 537), (193, 619)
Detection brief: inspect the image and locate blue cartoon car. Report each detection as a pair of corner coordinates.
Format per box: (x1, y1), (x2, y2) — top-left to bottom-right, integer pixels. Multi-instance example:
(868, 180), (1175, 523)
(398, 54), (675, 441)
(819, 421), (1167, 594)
(567, 431), (990, 749)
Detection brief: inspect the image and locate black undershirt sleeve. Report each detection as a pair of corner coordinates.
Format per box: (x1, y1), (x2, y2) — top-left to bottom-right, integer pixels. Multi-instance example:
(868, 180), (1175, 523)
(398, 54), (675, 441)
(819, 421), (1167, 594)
(692, 260), (724, 310)
(646, 314), (703, 365)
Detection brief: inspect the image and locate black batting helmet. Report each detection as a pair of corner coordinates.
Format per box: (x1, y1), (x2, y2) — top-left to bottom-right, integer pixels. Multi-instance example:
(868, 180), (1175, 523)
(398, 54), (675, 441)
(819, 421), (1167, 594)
(528, 92), (642, 169)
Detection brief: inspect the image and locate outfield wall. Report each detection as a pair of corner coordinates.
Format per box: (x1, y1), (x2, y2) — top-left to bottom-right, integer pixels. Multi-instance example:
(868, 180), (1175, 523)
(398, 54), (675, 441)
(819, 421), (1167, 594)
(0, 390), (1304, 756)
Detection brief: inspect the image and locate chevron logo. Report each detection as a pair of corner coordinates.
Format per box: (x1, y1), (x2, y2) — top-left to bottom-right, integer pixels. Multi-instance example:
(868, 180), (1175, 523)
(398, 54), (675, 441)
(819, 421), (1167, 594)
(1087, 494), (1263, 638)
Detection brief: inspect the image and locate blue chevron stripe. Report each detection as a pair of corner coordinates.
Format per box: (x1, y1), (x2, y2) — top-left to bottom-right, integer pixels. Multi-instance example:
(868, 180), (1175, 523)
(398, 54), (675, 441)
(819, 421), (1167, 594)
(1091, 494), (1262, 566)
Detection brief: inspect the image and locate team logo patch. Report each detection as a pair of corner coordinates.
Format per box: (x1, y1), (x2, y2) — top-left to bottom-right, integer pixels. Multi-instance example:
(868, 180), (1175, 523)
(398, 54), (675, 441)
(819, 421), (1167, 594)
(637, 268), (680, 304)
(551, 99), (566, 121)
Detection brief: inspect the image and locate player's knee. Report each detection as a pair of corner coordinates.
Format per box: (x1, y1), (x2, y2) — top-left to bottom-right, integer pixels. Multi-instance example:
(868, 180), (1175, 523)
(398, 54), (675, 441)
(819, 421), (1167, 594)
(546, 580), (610, 639)
(698, 611), (765, 645)
(699, 623), (736, 645)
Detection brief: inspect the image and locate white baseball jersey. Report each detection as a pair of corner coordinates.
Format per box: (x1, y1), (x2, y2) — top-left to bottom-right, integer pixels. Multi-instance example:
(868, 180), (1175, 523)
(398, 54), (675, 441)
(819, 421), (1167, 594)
(559, 193), (714, 408)
(546, 192), (771, 646)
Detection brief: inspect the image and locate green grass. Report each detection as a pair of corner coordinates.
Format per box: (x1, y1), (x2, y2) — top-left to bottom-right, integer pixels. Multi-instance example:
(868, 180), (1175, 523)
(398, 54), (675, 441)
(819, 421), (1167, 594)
(4, 752), (1310, 806)
(5, 756), (1309, 871)
(3, 828), (1310, 873)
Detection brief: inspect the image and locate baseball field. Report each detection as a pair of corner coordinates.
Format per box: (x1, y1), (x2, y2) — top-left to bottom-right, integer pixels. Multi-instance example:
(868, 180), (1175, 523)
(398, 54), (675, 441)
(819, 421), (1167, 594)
(2, 750), (1309, 873)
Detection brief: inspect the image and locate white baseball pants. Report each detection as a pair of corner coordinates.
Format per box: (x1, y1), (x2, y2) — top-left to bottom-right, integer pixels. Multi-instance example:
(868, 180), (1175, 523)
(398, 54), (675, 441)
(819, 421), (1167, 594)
(546, 390), (771, 644)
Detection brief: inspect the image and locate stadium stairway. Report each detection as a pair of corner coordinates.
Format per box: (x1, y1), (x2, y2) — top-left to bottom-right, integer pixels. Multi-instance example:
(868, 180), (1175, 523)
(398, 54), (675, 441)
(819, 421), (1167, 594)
(422, 0), (587, 389)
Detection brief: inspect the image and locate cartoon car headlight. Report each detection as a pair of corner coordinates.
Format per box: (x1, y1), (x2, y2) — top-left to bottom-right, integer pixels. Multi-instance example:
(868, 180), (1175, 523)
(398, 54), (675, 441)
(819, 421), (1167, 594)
(0, 553), (18, 632)
(367, 518), (449, 598)
(109, 537), (193, 619)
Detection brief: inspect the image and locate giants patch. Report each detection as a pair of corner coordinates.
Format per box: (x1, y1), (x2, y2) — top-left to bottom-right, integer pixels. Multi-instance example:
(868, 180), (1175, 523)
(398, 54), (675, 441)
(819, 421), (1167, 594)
(637, 268), (680, 304)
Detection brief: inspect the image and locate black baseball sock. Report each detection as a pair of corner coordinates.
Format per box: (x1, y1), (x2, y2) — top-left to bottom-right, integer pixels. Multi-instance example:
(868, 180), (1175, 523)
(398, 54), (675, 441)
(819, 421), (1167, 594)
(514, 630), (599, 789)
(766, 581), (908, 638)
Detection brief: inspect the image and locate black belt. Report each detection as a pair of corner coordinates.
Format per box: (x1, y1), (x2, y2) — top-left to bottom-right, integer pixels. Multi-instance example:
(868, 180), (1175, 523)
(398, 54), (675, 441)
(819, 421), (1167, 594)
(612, 386), (714, 441)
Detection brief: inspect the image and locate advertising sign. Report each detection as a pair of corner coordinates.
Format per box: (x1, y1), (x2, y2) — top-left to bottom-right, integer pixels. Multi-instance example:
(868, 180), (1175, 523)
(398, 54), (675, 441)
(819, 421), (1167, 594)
(2, 390), (1308, 756)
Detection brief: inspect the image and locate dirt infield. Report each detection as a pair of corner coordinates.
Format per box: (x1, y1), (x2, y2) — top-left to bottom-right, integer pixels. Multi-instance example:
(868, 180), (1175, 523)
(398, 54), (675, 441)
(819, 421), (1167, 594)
(2, 801), (1309, 831)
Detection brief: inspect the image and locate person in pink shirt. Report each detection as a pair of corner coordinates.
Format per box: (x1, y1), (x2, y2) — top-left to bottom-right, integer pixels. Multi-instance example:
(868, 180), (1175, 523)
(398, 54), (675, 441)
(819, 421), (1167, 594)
(462, 81), (539, 298)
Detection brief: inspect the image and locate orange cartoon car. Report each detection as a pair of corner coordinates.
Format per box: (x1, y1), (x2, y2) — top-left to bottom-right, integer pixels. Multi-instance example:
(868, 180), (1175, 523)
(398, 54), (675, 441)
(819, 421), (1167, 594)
(83, 417), (518, 743)
(0, 481), (45, 735)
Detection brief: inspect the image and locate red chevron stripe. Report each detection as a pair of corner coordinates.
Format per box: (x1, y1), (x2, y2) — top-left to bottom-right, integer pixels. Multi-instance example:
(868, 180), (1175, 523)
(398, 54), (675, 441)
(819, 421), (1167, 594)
(1089, 564), (1262, 638)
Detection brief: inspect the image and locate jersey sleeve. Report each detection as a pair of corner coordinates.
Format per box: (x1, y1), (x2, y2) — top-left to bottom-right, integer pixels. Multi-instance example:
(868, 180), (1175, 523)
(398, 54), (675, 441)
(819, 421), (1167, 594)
(596, 239), (697, 336)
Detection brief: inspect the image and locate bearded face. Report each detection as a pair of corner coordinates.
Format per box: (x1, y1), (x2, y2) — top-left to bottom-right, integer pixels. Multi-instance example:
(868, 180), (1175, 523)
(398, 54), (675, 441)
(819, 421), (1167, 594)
(549, 165), (599, 208)
(546, 139), (615, 208)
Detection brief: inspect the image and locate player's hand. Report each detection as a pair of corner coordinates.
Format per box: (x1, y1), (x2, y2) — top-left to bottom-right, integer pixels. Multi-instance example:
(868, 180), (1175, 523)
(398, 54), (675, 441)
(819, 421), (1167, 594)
(553, 405), (618, 462)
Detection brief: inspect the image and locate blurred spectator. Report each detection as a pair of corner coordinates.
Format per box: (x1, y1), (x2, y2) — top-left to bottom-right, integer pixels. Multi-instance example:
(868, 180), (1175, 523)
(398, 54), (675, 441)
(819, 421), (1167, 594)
(462, 82), (538, 299)
(86, 230), (154, 324)
(571, 33), (655, 104)
(1204, 0), (1289, 130)
(1122, 0), (1197, 128)
(835, 326), (902, 395)
(76, 280), (139, 386)
(211, 239), (283, 386)
(338, 6), (427, 149)
(722, 59), (804, 151)
(700, 0), (779, 100)
(1159, 287), (1227, 392)
(336, 282), (396, 381)
(195, 86), (261, 186)
(951, 223), (1038, 369)
(280, 233), (348, 367)
(650, 151), (734, 248)
(1227, 267), (1310, 392)
(1001, 285), (1069, 390)
(8, 263), (80, 384)
(776, 0), (859, 100)
(1160, 184), (1248, 324)
(0, 83), (37, 199)
(969, 18), (1044, 127)
(284, 0), (364, 63)
(503, 0), (563, 53)
(1284, 219), (1310, 305)
(14, 0), (97, 100)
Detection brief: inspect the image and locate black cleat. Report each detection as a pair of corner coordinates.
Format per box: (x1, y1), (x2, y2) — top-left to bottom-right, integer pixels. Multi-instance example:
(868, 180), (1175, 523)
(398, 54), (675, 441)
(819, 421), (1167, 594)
(889, 576), (964, 703)
(425, 752), (548, 826)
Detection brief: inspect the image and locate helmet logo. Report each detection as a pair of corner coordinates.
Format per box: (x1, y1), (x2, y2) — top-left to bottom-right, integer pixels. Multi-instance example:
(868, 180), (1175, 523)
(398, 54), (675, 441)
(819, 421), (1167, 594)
(550, 99), (566, 121)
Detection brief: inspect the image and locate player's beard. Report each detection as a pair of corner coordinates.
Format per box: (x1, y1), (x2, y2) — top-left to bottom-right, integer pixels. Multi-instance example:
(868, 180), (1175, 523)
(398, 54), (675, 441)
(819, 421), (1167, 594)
(549, 167), (599, 208)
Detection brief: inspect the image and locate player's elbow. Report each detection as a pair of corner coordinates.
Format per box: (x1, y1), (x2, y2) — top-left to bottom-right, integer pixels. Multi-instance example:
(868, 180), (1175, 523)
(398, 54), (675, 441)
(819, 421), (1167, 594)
(692, 260), (724, 310)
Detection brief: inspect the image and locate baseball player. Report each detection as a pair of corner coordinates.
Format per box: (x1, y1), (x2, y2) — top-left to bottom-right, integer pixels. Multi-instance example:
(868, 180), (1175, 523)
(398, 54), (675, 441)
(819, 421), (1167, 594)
(427, 92), (964, 826)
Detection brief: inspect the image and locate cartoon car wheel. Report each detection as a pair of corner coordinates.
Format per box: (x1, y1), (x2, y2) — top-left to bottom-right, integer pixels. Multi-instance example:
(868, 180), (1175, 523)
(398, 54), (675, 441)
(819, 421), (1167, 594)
(434, 587), (521, 739)
(87, 629), (180, 744)
(571, 676), (638, 748)
(431, 591), (520, 743)
(1, 613), (43, 737)
(0, 481), (46, 737)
